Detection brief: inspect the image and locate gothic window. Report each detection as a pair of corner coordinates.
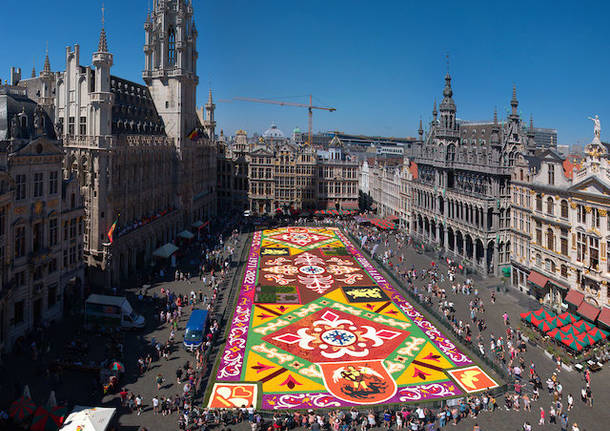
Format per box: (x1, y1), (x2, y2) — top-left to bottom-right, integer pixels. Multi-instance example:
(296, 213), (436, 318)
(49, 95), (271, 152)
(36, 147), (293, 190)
(508, 150), (516, 167)
(446, 144), (455, 162)
(560, 200), (568, 218)
(548, 164), (555, 185)
(535, 194), (542, 212)
(168, 27), (176, 66)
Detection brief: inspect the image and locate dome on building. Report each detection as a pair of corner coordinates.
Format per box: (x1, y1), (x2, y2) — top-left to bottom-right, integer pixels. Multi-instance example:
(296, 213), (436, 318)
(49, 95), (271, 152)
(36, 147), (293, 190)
(293, 127), (301, 134)
(263, 123), (285, 139)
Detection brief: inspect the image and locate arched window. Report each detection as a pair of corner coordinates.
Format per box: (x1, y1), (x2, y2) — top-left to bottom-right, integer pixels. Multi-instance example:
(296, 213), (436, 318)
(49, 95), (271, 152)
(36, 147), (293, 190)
(535, 253), (542, 267)
(547, 228), (555, 251)
(561, 264), (568, 278)
(547, 197), (554, 215)
(561, 200), (569, 218)
(508, 150), (516, 166)
(446, 144), (455, 162)
(168, 27), (176, 66)
(536, 194), (542, 211)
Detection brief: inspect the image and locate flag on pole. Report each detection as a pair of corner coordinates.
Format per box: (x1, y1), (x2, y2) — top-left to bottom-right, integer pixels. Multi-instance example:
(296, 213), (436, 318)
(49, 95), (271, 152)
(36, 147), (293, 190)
(187, 128), (200, 140)
(107, 216), (119, 244)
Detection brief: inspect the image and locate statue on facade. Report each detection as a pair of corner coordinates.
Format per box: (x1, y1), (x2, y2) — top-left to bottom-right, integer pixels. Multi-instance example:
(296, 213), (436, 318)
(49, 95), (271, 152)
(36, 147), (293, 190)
(55, 121), (63, 136)
(33, 105), (43, 136)
(588, 115), (601, 138)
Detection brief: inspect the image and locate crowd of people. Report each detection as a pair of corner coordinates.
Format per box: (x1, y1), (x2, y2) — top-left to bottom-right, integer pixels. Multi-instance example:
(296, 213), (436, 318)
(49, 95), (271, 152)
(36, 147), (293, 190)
(128, 223), (244, 430)
(1, 215), (604, 431)
(308, 217), (597, 431)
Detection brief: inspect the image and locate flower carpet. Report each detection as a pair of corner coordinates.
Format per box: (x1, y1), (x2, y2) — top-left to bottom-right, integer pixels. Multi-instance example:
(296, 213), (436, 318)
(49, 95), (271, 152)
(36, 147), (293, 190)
(208, 227), (498, 410)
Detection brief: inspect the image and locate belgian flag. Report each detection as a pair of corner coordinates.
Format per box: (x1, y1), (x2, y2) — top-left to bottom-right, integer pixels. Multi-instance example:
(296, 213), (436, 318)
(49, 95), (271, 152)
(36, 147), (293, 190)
(187, 128), (201, 141)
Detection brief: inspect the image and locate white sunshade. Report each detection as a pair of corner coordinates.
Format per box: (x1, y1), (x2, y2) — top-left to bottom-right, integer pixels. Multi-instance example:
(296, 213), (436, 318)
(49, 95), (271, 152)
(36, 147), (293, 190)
(60, 406), (116, 431)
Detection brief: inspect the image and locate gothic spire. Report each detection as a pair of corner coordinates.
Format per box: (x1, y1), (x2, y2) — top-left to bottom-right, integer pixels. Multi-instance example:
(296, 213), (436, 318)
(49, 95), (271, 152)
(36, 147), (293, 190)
(493, 107), (498, 125)
(43, 49), (51, 73)
(432, 99), (437, 121)
(529, 114), (534, 132)
(207, 88), (214, 105)
(98, 3), (108, 53)
(31, 62), (36, 78)
(510, 84), (519, 117)
(418, 118), (423, 138)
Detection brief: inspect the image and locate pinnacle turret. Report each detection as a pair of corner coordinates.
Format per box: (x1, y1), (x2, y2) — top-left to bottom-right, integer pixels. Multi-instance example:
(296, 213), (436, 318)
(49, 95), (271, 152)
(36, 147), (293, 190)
(510, 84), (519, 117)
(43, 51), (51, 74)
(98, 27), (108, 53)
(31, 63), (36, 78)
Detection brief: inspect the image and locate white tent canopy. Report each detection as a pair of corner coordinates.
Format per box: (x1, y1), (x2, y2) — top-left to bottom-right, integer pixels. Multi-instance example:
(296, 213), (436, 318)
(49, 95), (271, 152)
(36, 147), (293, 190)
(152, 243), (179, 259)
(60, 406), (116, 431)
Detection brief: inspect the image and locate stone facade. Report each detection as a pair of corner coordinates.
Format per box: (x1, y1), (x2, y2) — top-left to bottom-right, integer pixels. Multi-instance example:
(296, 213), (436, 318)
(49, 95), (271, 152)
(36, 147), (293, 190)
(0, 85), (85, 352)
(316, 137), (359, 211)
(358, 157), (416, 230)
(218, 129), (358, 215)
(407, 74), (528, 276)
(217, 131), (249, 213)
(16, 0), (216, 287)
(510, 129), (610, 312)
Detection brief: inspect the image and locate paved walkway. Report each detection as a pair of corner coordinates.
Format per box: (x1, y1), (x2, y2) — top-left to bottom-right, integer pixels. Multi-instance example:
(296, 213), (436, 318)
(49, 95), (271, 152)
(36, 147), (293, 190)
(2, 220), (608, 431)
(346, 223), (610, 431)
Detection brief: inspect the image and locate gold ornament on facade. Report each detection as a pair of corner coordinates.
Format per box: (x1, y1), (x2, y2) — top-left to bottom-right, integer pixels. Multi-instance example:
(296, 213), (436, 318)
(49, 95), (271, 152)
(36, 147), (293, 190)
(599, 209), (607, 217)
(585, 206), (592, 213)
(570, 202), (577, 209)
(34, 201), (43, 215)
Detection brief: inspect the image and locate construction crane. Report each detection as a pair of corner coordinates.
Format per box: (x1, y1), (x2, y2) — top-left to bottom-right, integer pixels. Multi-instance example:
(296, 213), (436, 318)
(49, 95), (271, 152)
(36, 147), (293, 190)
(232, 95), (336, 145)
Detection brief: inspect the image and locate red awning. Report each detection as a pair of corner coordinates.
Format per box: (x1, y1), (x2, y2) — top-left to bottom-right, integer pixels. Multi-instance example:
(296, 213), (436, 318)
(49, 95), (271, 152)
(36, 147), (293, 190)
(564, 289), (585, 307)
(527, 271), (550, 289)
(598, 307), (610, 328)
(577, 301), (601, 322)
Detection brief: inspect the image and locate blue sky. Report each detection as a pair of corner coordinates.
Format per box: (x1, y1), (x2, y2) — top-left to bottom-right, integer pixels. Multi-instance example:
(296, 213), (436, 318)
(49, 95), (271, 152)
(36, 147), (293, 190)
(1, 0), (608, 146)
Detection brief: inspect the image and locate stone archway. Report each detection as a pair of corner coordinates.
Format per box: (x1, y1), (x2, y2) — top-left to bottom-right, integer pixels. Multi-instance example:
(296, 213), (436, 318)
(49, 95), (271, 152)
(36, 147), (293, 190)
(447, 227), (455, 251)
(456, 231), (464, 256)
(430, 220), (436, 241)
(465, 234), (474, 259)
(487, 240), (495, 273)
(475, 238), (484, 266)
(438, 223), (445, 247)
